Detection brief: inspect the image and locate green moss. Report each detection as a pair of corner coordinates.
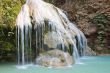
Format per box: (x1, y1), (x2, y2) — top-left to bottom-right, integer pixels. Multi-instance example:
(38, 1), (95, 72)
(44, 20), (50, 35)
(68, 44), (73, 56)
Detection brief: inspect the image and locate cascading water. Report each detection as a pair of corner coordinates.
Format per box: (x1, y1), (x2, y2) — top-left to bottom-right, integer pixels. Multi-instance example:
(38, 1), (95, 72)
(16, 0), (88, 66)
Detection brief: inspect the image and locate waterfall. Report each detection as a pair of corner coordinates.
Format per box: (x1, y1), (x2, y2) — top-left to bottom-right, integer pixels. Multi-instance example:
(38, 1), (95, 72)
(16, 0), (87, 65)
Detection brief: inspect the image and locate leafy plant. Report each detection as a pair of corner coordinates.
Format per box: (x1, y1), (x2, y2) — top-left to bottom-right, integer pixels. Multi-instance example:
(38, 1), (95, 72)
(0, 0), (25, 61)
(91, 13), (108, 47)
(92, 13), (108, 25)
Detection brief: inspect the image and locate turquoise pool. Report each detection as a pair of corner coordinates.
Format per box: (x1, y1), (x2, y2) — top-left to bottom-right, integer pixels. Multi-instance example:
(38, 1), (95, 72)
(0, 56), (110, 73)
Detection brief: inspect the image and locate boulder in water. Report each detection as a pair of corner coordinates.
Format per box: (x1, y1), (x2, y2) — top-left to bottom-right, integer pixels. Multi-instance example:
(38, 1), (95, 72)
(36, 49), (74, 68)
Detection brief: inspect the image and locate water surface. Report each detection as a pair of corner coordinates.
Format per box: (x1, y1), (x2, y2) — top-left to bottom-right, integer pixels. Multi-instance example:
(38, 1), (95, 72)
(0, 56), (110, 73)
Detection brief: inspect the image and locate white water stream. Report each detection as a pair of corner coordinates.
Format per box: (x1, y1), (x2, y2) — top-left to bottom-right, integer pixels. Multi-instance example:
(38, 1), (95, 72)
(16, 0), (87, 66)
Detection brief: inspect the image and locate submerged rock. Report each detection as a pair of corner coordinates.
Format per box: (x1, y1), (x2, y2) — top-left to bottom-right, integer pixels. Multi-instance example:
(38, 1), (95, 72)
(36, 49), (74, 68)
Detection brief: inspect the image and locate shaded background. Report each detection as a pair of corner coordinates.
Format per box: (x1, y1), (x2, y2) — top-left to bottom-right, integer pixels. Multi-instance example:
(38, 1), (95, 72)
(0, 0), (110, 62)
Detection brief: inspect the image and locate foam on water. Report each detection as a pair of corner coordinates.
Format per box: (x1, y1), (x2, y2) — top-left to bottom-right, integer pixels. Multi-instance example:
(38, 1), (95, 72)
(16, 64), (33, 69)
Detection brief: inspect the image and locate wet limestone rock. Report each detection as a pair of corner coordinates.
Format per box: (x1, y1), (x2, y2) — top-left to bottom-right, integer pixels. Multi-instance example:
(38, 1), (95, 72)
(84, 46), (96, 56)
(36, 49), (74, 68)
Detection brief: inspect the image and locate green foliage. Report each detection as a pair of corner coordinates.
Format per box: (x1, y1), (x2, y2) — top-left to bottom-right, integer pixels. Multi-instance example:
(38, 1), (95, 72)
(92, 13), (109, 25)
(0, 26), (16, 60)
(1, 42), (14, 52)
(91, 13), (108, 47)
(0, 0), (24, 28)
(0, 0), (24, 60)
